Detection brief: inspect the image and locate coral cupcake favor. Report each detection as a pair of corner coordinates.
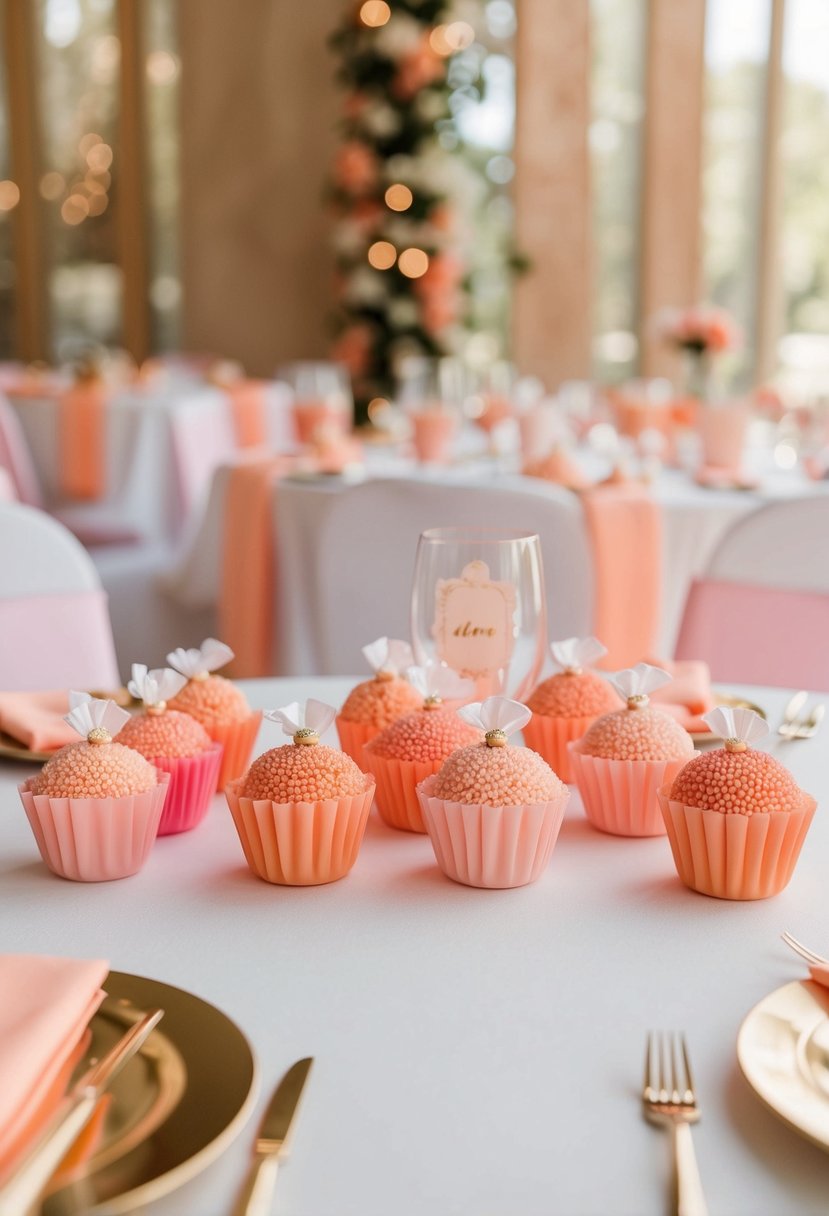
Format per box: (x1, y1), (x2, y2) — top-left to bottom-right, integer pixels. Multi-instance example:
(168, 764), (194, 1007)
(658, 707), (817, 900)
(336, 636), (422, 764)
(568, 663), (695, 837)
(524, 636), (622, 782)
(363, 663), (480, 832)
(166, 638), (262, 791)
(418, 697), (569, 888)
(225, 699), (374, 885)
(118, 664), (223, 836)
(19, 693), (169, 881)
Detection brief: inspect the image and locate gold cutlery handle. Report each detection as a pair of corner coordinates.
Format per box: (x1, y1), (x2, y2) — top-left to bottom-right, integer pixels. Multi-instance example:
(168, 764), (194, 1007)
(231, 1153), (280, 1216)
(672, 1122), (708, 1216)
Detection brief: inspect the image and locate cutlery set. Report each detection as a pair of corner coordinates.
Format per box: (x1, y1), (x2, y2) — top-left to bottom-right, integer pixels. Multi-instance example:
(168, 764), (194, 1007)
(777, 691), (825, 739)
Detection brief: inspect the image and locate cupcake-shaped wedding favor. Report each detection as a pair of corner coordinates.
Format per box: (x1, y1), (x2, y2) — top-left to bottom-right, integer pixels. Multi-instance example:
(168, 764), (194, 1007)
(18, 693), (169, 881)
(335, 637), (421, 764)
(658, 707), (817, 900)
(363, 664), (481, 832)
(225, 700), (374, 885)
(523, 637), (621, 782)
(418, 698), (569, 888)
(166, 638), (262, 791)
(118, 665), (223, 835)
(569, 664), (694, 836)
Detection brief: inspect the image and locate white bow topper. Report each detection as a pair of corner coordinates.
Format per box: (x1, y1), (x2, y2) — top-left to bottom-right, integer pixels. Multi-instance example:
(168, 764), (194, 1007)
(609, 663), (672, 706)
(550, 636), (607, 674)
(166, 638), (234, 681)
(457, 697), (531, 737)
(127, 664), (187, 709)
(264, 699), (337, 740)
(406, 662), (474, 704)
(362, 637), (414, 678)
(703, 706), (768, 746)
(64, 691), (130, 742)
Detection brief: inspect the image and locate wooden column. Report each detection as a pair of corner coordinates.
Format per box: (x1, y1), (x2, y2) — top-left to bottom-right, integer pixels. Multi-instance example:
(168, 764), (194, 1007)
(117, 0), (151, 362)
(638, 0), (707, 377)
(513, 0), (592, 386)
(754, 0), (786, 386)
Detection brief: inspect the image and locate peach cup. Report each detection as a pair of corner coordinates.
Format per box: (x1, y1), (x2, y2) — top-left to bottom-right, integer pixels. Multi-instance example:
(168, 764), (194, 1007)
(658, 786), (817, 900)
(335, 716), (377, 767)
(225, 776), (375, 886)
(362, 752), (440, 833)
(417, 775), (569, 889)
(206, 710), (262, 792)
(18, 772), (170, 882)
(568, 744), (693, 837)
(522, 713), (597, 784)
(153, 743), (223, 836)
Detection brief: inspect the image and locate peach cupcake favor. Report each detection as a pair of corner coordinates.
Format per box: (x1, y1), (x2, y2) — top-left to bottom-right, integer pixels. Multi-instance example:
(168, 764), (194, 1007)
(225, 699), (374, 885)
(418, 697), (569, 888)
(336, 636), (422, 764)
(19, 693), (169, 882)
(166, 638), (262, 791)
(658, 707), (817, 900)
(363, 663), (481, 833)
(568, 663), (695, 837)
(523, 636), (622, 782)
(118, 665), (223, 836)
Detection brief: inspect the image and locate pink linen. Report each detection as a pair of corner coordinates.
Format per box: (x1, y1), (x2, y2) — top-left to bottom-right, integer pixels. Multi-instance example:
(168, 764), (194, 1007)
(646, 657), (714, 731)
(0, 690), (76, 752)
(59, 381), (107, 500)
(0, 590), (120, 691)
(0, 468), (15, 502)
(0, 397), (42, 506)
(225, 380), (268, 448)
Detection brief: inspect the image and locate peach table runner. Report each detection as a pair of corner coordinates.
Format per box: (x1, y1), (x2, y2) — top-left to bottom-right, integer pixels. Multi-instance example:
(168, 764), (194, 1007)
(225, 380), (268, 448)
(59, 381), (107, 500)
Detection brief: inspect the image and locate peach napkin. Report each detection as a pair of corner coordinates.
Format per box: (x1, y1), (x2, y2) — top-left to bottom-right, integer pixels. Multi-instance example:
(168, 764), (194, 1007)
(0, 955), (108, 1177)
(809, 964), (829, 988)
(59, 380), (107, 500)
(0, 691), (77, 752)
(646, 657), (714, 731)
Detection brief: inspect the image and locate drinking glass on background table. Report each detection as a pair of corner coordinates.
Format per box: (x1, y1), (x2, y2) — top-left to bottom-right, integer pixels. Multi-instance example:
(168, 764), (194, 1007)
(470, 361), (516, 437)
(411, 527), (547, 701)
(280, 361), (353, 444)
(397, 356), (463, 464)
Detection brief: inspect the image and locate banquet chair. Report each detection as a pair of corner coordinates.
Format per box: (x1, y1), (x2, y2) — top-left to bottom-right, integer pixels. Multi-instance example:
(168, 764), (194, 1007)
(168, 390), (238, 520)
(303, 476), (593, 676)
(0, 395), (42, 506)
(675, 498), (829, 688)
(0, 503), (120, 690)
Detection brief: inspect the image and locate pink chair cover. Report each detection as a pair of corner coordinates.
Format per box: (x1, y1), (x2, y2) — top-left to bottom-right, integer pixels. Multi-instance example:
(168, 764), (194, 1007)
(0, 468), (16, 502)
(675, 578), (829, 689)
(0, 589), (120, 691)
(0, 397), (42, 506)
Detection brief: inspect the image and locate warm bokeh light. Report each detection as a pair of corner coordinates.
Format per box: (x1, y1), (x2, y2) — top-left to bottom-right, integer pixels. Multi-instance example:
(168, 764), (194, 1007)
(78, 132), (102, 157)
(39, 171), (65, 200)
(368, 240), (397, 270)
(385, 183), (413, 212)
(85, 176), (107, 196)
(430, 20), (475, 55)
(87, 193), (109, 217)
(359, 1), (391, 27)
(398, 247), (429, 278)
(367, 397), (390, 422)
(146, 50), (180, 86)
(86, 143), (113, 172)
(0, 181), (20, 211)
(61, 194), (90, 225)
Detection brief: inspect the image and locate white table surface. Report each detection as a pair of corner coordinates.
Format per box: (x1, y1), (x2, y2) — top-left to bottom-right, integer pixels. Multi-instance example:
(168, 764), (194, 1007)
(1, 677), (828, 1216)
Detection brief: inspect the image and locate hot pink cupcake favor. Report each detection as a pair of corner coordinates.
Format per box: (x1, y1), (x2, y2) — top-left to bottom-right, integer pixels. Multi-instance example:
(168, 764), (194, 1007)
(568, 663), (695, 836)
(336, 636), (422, 764)
(226, 699), (374, 885)
(118, 665), (223, 835)
(658, 706), (816, 899)
(19, 693), (169, 882)
(418, 697), (569, 888)
(166, 638), (262, 790)
(524, 636), (622, 782)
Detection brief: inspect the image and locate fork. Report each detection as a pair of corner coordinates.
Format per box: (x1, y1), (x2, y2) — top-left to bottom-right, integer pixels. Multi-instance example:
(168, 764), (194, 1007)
(791, 704), (825, 739)
(778, 693), (825, 740)
(781, 931), (829, 967)
(643, 1032), (708, 1216)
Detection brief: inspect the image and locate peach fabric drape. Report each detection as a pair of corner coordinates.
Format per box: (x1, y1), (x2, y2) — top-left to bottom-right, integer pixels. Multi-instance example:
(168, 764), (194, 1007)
(59, 381), (107, 500)
(226, 380), (268, 448)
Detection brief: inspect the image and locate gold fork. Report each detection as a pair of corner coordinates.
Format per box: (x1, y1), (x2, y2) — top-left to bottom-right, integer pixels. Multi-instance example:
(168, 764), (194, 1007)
(781, 931), (829, 967)
(643, 1032), (708, 1216)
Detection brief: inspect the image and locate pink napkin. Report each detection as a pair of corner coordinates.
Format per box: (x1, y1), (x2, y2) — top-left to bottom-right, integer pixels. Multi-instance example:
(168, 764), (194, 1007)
(0, 955), (108, 1177)
(0, 691), (77, 752)
(646, 658), (714, 732)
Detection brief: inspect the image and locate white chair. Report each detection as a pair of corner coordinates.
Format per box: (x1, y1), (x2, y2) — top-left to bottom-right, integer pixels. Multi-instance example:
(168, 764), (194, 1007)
(0, 503), (120, 689)
(290, 476), (593, 676)
(704, 497), (829, 592)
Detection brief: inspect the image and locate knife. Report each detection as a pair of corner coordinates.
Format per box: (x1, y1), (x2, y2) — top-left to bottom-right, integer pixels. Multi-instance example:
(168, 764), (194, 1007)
(231, 1057), (313, 1216)
(0, 1008), (163, 1216)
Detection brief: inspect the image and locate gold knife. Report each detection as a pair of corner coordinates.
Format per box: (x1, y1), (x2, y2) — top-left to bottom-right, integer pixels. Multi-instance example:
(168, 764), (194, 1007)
(231, 1057), (313, 1216)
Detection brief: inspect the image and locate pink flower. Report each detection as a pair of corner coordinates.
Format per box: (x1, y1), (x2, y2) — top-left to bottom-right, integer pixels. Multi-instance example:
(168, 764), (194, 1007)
(331, 324), (374, 377)
(655, 305), (740, 354)
(334, 141), (379, 195)
(413, 253), (464, 299)
(421, 295), (459, 335)
(393, 38), (445, 101)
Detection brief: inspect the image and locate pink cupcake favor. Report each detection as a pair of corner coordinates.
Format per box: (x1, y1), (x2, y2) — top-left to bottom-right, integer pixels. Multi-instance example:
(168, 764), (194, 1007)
(569, 664), (695, 836)
(363, 663), (480, 832)
(118, 664), (223, 835)
(659, 706), (816, 900)
(524, 636), (622, 782)
(226, 699), (374, 885)
(336, 636), (422, 765)
(19, 693), (169, 882)
(418, 697), (569, 888)
(166, 638), (262, 791)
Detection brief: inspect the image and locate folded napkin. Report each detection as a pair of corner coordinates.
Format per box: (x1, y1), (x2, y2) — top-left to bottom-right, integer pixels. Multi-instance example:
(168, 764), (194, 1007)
(809, 964), (829, 988)
(0, 691), (77, 752)
(644, 657), (714, 732)
(0, 955), (108, 1177)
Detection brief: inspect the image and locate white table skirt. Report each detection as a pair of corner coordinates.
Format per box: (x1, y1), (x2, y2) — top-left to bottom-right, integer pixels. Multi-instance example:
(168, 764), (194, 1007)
(1, 678), (828, 1215)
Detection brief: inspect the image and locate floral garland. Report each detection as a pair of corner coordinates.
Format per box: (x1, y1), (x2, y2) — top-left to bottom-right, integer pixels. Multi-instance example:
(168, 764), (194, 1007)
(329, 0), (488, 423)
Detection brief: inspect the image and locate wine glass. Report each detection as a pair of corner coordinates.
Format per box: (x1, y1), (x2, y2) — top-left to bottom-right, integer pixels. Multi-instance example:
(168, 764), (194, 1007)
(396, 356), (463, 464)
(279, 361), (354, 443)
(411, 527), (547, 702)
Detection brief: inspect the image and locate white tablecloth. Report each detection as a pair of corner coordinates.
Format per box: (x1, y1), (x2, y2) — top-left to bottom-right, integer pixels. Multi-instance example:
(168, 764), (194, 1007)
(1, 678), (827, 1215)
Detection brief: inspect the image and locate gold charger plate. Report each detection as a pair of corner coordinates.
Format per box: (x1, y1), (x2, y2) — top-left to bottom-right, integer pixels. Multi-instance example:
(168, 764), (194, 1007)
(737, 979), (829, 1151)
(0, 690), (137, 766)
(41, 971), (258, 1215)
(688, 691), (767, 745)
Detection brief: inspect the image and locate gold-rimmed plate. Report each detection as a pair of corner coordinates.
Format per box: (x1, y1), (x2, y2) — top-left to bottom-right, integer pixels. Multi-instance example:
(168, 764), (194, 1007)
(687, 691), (767, 745)
(0, 690), (138, 766)
(737, 980), (829, 1151)
(41, 971), (258, 1215)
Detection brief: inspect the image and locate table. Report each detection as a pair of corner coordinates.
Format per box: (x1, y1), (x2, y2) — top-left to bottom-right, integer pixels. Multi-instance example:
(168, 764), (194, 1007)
(1, 679), (828, 1212)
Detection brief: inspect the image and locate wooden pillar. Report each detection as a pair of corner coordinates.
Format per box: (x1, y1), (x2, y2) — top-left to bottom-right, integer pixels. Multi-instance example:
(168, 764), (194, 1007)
(117, 0), (151, 362)
(754, 0), (786, 386)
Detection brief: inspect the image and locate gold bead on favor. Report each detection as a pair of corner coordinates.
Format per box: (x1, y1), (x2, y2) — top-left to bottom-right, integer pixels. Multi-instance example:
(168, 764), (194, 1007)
(293, 728), (319, 747)
(724, 737), (748, 753)
(485, 728), (508, 748)
(376, 669), (394, 683)
(87, 727), (111, 746)
(627, 694), (648, 711)
(564, 667), (583, 677)
(147, 702), (167, 716)
(192, 671), (209, 682)
(423, 695), (443, 711)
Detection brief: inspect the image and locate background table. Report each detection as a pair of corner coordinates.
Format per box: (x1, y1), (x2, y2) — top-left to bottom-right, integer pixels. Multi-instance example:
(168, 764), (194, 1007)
(1, 679), (828, 1215)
